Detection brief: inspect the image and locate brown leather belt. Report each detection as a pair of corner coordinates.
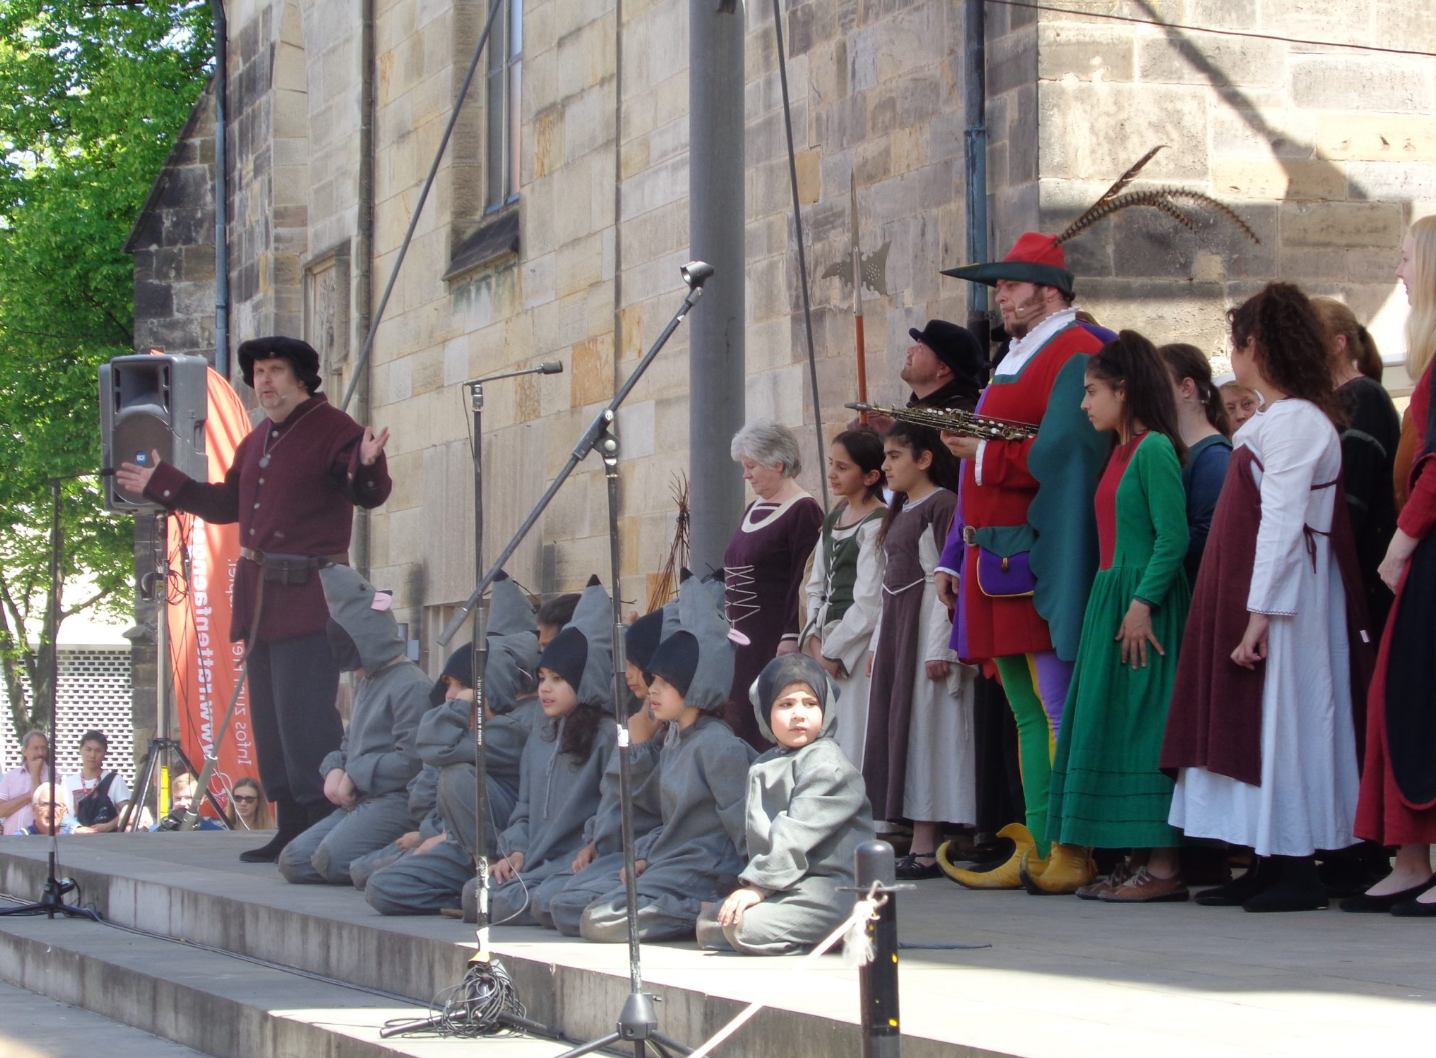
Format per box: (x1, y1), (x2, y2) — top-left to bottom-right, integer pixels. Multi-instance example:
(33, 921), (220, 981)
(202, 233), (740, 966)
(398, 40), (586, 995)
(240, 548), (350, 566)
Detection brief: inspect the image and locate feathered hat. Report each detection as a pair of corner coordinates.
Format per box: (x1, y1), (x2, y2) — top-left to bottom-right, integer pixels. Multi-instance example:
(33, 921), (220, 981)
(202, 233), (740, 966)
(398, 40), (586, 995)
(942, 146), (1258, 293)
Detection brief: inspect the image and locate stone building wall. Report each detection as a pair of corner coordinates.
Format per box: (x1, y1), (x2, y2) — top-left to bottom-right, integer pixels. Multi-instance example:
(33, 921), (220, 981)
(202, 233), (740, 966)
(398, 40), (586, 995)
(129, 0), (1436, 673)
(1030, 1), (1436, 385)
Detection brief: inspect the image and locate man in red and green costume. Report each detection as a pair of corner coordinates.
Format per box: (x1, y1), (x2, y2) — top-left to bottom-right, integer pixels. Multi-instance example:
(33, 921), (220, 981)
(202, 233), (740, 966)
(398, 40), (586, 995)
(933, 232), (1110, 890)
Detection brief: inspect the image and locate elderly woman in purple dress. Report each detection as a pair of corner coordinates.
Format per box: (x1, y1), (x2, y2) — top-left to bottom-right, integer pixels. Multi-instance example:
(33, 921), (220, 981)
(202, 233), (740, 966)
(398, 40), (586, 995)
(723, 420), (825, 748)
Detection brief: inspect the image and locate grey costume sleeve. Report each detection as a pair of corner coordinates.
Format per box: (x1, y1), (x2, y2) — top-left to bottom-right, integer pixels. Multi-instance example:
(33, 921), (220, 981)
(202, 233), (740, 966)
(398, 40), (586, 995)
(588, 738), (660, 852)
(498, 739), (538, 855)
(346, 667), (428, 795)
(416, 699), (477, 768)
(407, 766), (439, 826)
(740, 744), (868, 893)
(702, 735), (756, 857)
(320, 739), (348, 778)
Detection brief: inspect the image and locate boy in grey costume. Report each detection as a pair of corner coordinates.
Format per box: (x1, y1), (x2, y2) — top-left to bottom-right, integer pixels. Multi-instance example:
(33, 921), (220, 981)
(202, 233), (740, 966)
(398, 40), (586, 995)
(579, 574), (757, 943)
(465, 575), (617, 926)
(278, 566), (427, 885)
(696, 653), (875, 954)
(365, 574), (542, 914)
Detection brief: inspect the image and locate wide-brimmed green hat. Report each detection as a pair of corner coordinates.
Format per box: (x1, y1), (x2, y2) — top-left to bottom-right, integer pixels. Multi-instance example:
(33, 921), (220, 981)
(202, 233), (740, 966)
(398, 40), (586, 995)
(941, 231), (1074, 296)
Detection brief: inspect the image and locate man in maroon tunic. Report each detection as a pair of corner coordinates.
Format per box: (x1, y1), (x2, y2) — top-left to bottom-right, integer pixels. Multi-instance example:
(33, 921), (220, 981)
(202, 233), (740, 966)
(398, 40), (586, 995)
(116, 337), (391, 862)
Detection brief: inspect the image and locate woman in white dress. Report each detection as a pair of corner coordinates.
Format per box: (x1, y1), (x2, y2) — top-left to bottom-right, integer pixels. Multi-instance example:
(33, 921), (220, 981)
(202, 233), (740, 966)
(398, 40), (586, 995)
(1163, 282), (1371, 913)
(801, 430), (887, 767)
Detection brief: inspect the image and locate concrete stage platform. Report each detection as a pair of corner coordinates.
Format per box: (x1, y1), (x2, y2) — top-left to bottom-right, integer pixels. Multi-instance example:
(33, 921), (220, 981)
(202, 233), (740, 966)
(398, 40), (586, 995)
(1, 833), (1433, 1058)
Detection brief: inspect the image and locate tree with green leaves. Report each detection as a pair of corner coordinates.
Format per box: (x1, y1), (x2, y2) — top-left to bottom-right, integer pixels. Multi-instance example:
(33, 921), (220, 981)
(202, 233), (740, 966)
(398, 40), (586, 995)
(0, 0), (212, 740)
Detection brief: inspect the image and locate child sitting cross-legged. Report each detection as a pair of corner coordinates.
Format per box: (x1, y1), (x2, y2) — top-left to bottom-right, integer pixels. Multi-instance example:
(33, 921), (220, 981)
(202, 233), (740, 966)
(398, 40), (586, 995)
(697, 653), (875, 955)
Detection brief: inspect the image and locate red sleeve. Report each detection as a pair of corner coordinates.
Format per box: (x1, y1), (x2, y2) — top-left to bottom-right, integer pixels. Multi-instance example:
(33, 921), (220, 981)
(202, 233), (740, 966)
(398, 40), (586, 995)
(1398, 456), (1436, 539)
(979, 437), (1039, 490)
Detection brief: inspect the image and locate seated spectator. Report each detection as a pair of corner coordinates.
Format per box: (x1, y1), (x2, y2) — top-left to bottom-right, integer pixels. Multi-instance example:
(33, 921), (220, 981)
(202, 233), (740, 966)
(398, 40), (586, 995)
(153, 772), (224, 831)
(226, 777), (275, 831)
(64, 730), (131, 834)
(22, 784), (79, 836)
(1, 731), (56, 836)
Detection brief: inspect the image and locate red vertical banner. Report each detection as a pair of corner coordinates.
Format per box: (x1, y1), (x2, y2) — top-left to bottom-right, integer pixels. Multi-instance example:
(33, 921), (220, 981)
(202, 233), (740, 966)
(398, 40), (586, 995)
(166, 366), (256, 817)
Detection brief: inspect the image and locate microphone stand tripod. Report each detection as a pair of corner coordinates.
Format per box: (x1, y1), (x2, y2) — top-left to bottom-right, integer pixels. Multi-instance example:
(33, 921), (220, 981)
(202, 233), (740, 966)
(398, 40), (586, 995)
(435, 264), (712, 1058)
(0, 474), (101, 921)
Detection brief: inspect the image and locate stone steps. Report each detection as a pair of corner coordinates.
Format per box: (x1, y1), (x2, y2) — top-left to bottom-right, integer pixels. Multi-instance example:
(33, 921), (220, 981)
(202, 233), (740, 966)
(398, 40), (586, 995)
(0, 910), (560, 1058)
(0, 979), (210, 1058)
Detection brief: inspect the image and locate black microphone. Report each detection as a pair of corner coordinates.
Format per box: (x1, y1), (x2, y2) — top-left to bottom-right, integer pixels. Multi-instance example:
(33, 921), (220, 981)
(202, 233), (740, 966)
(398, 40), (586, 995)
(462, 362), (565, 386)
(681, 261), (715, 289)
(537, 361), (563, 374)
(98, 468), (117, 476)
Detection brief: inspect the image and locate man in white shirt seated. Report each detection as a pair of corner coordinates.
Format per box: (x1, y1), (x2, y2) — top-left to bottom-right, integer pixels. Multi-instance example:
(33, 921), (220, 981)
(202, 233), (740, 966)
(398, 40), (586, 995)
(63, 729), (131, 833)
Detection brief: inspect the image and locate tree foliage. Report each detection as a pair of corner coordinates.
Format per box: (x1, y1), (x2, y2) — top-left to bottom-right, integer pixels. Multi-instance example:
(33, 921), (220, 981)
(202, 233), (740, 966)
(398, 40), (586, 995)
(0, 0), (212, 739)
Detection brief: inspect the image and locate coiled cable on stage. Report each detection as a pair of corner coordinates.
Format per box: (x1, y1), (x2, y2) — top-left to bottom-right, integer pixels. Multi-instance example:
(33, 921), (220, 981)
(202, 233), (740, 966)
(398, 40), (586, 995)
(385, 958), (526, 1039)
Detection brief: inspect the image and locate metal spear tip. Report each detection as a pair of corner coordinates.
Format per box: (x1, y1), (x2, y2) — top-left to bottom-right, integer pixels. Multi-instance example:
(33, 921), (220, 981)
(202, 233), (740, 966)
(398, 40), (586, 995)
(681, 261), (715, 288)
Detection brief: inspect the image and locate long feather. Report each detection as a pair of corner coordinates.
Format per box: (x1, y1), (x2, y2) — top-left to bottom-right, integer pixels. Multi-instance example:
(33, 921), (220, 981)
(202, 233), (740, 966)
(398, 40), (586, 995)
(1161, 188), (1261, 244)
(1054, 145), (1168, 245)
(1054, 189), (1175, 245)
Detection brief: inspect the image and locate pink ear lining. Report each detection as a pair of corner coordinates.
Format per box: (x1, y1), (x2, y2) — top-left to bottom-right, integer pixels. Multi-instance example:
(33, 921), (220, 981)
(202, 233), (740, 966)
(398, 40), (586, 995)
(371, 592), (394, 612)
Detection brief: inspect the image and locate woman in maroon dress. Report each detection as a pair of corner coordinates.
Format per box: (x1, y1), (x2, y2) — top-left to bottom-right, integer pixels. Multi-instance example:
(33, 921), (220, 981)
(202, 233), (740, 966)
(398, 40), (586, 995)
(723, 420), (825, 748)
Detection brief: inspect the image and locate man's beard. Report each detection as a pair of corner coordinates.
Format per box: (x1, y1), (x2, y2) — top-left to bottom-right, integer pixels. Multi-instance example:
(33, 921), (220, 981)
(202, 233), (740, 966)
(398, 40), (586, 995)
(1004, 292), (1048, 339)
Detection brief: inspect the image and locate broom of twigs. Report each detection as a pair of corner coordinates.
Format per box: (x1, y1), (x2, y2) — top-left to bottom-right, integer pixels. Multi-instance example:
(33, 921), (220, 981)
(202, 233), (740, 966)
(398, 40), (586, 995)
(648, 473), (691, 612)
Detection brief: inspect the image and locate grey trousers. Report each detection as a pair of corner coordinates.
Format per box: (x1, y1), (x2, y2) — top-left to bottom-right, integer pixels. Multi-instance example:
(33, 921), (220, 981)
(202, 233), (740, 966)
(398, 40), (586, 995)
(277, 791), (411, 885)
(365, 837), (473, 916)
(437, 764), (519, 860)
(546, 852), (626, 936)
(695, 886), (850, 956)
(348, 839), (410, 892)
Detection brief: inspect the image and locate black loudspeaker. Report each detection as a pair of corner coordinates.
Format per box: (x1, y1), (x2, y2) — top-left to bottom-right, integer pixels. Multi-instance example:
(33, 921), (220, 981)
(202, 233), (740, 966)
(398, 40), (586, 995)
(100, 353), (210, 512)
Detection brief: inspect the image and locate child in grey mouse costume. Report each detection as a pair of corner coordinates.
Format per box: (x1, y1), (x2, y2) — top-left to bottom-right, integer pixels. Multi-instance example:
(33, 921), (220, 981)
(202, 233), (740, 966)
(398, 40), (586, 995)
(696, 652), (875, 955)
(277, 565), (427, 885)
(544, 574), (707, 935)
(578, 574), (757, 943)
(364, 573), (542, 915)
(463, 575), (618, 926)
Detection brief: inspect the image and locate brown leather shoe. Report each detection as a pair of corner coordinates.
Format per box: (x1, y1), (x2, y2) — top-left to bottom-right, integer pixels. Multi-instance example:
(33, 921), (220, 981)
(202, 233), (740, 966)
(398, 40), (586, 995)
(1077, 858), (1135, 901)
(1100, 866), (1189, 903)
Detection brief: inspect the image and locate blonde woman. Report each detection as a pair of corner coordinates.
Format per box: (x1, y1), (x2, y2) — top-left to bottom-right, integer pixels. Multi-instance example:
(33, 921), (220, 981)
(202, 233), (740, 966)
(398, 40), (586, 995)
(1351, 218), (1436, 916)
(227, 777), (275, 831)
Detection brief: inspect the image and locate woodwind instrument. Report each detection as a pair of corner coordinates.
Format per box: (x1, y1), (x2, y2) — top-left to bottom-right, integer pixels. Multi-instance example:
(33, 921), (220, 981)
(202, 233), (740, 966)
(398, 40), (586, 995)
(844, 402), (1040, 441)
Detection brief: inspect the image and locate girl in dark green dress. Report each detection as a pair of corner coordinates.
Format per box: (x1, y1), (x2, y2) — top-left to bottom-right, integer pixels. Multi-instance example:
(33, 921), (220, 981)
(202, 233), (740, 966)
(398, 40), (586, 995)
(1037, 332), (1192, 901)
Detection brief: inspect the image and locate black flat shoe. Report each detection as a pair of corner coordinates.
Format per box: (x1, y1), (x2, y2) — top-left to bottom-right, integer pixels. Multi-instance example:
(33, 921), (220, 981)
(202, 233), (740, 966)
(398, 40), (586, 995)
(1390, 893), (1436, 917)
(239, 832), (289, 863)
(1340, 876), (1436, 913)
(1195, 858), (1279, 906)
(894, 853), (942, 881)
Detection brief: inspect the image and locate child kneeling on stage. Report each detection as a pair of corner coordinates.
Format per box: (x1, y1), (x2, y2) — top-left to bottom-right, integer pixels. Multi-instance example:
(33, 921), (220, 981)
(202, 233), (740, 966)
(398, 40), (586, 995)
(576, 575), (754, 943)
(467, 576), (618, 926)
(697, 653), (875, 955)
(278, 565), (427, 885)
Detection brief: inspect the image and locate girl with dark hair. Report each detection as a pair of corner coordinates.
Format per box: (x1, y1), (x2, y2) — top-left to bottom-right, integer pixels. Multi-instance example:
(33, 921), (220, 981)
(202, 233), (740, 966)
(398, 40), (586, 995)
(863, 422), (975, 879)
(801, 429), (888, 766)
(1309, 297), (1400, 638)
(1032, 331), (1191, 899)
(1160, 343), (1233, 581)
(1162, 283), (1372, 913)
(485, 578), (617, 927)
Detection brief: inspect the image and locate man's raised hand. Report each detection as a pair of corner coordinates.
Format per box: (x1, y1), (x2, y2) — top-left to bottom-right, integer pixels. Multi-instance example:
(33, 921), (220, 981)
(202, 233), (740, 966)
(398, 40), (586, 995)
(114, 450), (161, 496)
(359, 426), (390, 466)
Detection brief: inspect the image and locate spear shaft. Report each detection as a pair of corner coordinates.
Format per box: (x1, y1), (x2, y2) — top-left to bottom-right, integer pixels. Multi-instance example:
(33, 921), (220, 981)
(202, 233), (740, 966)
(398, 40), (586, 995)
(850, 171), (869, 425)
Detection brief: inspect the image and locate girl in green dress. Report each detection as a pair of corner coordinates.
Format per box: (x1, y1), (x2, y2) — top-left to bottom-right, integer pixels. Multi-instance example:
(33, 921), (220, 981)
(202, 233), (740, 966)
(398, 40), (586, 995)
(1036, 331), (1192, 901)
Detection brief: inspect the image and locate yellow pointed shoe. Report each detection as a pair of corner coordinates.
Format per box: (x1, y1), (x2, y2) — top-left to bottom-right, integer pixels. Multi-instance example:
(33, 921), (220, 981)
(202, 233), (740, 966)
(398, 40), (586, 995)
(1018, 846), (1052, 894)
(938, 823), (1035, 890)
(1027, 843), (1097, 895)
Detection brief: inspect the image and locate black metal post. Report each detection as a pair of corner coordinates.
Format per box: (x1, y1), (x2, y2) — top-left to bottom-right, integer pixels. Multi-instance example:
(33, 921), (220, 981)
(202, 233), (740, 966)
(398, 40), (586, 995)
(963, 0), (991, 358)
(856, 840), (901, 1058)
(467, 379), (494, 954)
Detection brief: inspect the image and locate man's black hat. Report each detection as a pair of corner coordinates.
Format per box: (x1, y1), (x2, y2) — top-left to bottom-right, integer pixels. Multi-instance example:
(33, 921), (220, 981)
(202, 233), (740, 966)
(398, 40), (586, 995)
(908, 320), (989, 388)
(238, 336), (323, 394)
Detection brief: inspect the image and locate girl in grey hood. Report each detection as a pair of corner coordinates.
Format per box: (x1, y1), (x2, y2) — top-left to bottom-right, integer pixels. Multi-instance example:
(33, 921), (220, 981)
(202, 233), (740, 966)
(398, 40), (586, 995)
(696, 653), (875, 955)
(477, 576), (618, 926)
(578, 575), (757, 943)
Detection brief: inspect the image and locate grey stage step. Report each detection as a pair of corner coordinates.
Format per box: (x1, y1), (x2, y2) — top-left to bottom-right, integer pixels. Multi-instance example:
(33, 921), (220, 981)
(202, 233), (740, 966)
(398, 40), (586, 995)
(0, 911), (564, 1058)
(0, 979), (209, 1058)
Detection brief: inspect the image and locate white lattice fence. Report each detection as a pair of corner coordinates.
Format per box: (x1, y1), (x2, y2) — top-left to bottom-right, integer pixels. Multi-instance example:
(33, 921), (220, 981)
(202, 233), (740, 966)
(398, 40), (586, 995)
(0, 647), (135, 785)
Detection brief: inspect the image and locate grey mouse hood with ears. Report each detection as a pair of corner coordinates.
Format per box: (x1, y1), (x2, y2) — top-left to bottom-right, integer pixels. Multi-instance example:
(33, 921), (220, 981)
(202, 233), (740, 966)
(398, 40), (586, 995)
(749, 652), (839, 746)
(320, 564), (406, 672)
(646, 570), (734, 712)
(487, 570), (538, 637)
(538, 574), (614, 708)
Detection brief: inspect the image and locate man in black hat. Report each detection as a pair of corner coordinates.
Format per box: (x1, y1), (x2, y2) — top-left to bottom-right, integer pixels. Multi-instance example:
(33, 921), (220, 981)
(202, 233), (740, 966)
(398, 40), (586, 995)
(902, 319), (987, 411)
(116, 336), (392, 863)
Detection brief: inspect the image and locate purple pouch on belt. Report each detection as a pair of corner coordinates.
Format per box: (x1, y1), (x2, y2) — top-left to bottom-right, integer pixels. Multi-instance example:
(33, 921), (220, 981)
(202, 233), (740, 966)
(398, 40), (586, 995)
(975, 548), (1036, 598)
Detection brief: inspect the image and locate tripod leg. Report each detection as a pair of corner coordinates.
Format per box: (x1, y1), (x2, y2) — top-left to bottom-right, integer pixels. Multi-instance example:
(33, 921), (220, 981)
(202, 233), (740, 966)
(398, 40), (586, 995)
(551, 1031), (623, 1058)
(122, 743), (159, 832)
(650, 1033), (693, 1057)
(170, 741), (231, 828)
